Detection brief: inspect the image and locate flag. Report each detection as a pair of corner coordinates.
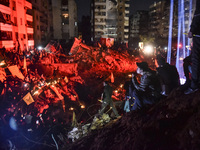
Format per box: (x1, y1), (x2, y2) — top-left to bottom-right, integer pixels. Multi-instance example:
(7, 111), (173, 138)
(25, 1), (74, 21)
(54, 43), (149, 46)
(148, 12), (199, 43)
(64, 76), (68, 83)
(111, 72), (114, 83)
(72, 111), (77, 127)
(0, 69), (6, 82)
(23, 56), (27, 72)
(23, 92), (34, 105)
(8, 65), (24, 80)
(69, 38), (81, 55)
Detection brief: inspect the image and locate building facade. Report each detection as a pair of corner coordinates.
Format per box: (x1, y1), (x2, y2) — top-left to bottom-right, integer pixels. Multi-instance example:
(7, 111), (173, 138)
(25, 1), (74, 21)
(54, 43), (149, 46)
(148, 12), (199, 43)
(117, 0), (129, 43)
(149, 1), (166, 38)
(148, 0), (196, 47)
(52, 0), (78, 42)
(31, 0), (53, 48)
(0, 0), (34, 50)
(129, 11), (149, 48)
(91, 0), (130, 44)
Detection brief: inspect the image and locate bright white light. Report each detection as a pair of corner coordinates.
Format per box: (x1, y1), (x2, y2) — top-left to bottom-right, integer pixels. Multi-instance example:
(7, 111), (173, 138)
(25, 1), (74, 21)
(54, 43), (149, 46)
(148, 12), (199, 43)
(179, 57), (184, 60)
(81, 105), (85, 109)
(0, 60), (5, 66)
(33, 91), (39, 95)
(38, 46), (43, 50)
(144, 45), (154, 55)
(69, 107), (74, 111)
(164, 47), (167, 50)
(180, 78), (186, 85)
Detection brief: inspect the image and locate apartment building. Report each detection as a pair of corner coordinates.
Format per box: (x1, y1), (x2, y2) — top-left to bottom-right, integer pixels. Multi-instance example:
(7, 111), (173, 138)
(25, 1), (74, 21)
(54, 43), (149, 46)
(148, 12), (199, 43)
(129, 11), (149, 48)
(0, 0), (34, 50)
(149, 1), (166, 38)
(52, 0), (78, 42)
(117, 0), (129, 43)
(31, 0), (53, 47)
(91, 0), (130, 44)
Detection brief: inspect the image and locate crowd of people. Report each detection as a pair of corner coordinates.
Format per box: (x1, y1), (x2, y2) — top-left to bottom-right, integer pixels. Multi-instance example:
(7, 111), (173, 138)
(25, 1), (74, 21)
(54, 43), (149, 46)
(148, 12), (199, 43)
(122, 55), (180, 112)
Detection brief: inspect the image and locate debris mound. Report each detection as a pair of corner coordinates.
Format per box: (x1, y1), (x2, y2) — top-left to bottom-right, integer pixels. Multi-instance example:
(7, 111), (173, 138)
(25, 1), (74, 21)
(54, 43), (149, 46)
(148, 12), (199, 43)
(66, 89), (200, 150)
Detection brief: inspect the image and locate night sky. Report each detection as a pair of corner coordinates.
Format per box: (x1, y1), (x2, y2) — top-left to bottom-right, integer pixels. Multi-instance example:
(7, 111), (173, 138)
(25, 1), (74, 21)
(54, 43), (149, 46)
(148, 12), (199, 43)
(75, 0), (161, 21)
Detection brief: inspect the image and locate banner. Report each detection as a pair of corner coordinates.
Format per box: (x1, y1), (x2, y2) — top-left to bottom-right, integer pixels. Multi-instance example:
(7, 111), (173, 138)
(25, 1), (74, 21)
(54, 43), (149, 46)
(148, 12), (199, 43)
(8, 65), (24, 80)
(23, 92), (34, 105)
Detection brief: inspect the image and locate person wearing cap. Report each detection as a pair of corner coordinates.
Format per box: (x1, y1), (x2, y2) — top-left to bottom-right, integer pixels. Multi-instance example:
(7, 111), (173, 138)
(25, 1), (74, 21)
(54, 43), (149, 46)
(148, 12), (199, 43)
(155, 54), (180, 96)
(131, 61), (161, 111)
(185, 0), (200, 94)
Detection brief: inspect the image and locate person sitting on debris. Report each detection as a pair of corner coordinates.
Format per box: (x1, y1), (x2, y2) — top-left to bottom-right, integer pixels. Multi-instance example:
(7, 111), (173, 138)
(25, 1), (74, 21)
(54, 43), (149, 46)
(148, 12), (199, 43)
(131, 62), (161, 111)
(98, 81), (119, 118)
(155, 54), (180, 96)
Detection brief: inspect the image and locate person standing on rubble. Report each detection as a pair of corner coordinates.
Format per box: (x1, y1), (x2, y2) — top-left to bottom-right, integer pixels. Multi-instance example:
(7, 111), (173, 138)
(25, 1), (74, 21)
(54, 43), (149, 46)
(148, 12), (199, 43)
(184, 0), (200, 94)
(155, 54), (180, 96)
(99, 81), (119, 118)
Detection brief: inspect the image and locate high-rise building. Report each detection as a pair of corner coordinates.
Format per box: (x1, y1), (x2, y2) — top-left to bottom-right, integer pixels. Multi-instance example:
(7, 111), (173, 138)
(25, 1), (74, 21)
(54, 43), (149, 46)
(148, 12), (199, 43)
(0, 0), (34, 50)
(183, 0), (196, 37)
(117, 0), (129, 43)
(91, 0), (107, 42)
(148, 0), (196, 45)
(91, 0), (130, 44)
(129, 11), (149, 38)
(52, 0), (78, 42)
(149, 1), (166, 38)
(31, 0), (53, 48)
(129, 11), (149, 48)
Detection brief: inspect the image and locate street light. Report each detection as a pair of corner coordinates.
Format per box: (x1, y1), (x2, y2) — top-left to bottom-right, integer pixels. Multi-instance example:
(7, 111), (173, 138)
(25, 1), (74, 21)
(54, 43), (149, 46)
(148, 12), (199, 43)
(38, 46), (43, 50)
(144, 45), (154, 55)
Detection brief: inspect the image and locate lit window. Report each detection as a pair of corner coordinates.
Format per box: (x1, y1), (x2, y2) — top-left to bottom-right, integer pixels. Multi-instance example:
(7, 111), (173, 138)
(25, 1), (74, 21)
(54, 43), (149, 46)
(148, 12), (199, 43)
(63, 13), (69, 18)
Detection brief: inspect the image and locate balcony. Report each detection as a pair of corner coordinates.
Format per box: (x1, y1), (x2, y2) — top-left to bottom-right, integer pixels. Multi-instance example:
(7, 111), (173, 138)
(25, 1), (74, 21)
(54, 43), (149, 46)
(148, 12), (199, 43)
(26, 14), (33, 22)
(125, 4), (130, 7)
(27, 27), (33, 34)
(26, 9), (32, 16)
(25, 0), (32, 9)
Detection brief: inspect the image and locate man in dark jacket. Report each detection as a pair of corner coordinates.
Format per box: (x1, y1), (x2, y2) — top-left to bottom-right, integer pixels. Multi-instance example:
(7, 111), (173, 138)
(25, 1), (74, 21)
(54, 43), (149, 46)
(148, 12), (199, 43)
(131, 62), (161, 110)
(99, 81), (119, 117)
(155, 55), (180, 96)
(185, 0), (200, 94)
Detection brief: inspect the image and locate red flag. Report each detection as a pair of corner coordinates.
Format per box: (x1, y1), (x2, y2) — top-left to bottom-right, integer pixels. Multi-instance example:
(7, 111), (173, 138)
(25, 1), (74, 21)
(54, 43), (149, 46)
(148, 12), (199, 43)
(111, 72), (114, 83)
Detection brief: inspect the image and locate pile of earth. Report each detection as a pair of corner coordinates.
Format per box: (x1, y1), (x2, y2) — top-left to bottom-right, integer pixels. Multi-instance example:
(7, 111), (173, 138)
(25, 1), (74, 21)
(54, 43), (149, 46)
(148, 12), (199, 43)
(66, 88), (200, 150)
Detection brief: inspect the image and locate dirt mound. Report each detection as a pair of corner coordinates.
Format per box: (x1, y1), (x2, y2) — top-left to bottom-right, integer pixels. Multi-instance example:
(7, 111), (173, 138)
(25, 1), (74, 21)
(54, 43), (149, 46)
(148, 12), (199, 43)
(66, 89), (200, 150)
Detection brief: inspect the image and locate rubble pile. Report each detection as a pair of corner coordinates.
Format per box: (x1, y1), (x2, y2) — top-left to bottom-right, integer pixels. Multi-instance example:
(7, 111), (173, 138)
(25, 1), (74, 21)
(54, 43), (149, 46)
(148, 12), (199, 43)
(0, 40), (139, 149)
